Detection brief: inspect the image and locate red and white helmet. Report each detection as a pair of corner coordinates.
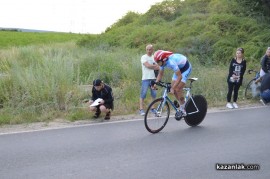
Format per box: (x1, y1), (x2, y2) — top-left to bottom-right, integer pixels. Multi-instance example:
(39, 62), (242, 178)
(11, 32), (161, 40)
(153, 50), (173, 62)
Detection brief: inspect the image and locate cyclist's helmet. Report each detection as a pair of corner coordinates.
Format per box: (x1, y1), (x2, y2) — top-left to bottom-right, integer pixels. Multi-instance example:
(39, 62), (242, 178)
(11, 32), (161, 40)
(153, 50), (173, 63)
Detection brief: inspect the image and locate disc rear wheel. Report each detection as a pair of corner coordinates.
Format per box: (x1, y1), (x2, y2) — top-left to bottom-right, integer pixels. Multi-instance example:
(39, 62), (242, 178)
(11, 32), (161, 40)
(185, 95), (207, 127)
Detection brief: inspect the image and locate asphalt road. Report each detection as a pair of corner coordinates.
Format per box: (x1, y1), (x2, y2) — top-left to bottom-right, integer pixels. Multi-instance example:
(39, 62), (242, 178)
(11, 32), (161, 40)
(0, 106), (269, 179)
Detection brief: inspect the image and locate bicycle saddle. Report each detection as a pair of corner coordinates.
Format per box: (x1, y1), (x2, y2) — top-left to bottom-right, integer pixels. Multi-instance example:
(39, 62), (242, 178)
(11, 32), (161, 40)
(189, 78), (198, 82)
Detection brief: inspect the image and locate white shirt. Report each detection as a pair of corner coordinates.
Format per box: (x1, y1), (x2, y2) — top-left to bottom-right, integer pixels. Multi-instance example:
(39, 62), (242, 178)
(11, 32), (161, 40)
(141, 54), (156, 80)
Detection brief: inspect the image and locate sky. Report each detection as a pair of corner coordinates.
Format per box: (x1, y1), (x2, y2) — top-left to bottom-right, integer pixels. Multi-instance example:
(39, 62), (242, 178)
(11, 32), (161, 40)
(0, 0), (164, 34)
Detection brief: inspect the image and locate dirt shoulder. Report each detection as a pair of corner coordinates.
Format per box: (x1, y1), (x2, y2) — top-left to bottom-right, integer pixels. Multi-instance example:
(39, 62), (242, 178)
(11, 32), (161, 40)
(0, 102), (266, 135)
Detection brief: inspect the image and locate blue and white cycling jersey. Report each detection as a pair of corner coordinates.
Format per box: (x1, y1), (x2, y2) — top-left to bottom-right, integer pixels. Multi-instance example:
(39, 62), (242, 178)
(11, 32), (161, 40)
(160, 53), (188, 72)
(160, 53), (192, 83)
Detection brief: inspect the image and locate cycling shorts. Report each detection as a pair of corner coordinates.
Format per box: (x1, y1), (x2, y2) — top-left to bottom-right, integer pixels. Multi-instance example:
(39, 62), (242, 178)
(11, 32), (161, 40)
(172, 64), (192, 83)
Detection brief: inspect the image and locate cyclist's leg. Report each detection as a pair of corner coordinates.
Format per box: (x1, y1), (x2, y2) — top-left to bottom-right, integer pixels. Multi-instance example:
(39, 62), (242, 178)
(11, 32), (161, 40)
(172, 80), (185, 105)
(175, 82), (186, 115)
(172, 66), (192, 110)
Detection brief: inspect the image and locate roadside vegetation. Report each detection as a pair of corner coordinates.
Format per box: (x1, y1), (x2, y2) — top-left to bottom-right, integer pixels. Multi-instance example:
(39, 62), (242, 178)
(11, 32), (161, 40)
(0, 31), (84, 48)
(0, 0), (269, 125)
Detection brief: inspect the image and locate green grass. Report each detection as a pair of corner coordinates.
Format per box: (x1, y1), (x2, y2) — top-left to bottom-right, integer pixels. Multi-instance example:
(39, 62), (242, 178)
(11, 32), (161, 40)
(0, 31), (84, 48)
(0, 42), (260, 125)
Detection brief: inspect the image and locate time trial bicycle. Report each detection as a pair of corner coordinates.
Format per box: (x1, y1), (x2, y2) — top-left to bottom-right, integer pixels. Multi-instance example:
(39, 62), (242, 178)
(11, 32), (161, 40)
(144, 78), (207, 134)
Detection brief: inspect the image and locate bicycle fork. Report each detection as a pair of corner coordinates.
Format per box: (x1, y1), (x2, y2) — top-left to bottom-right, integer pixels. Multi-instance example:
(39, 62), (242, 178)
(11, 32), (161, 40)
(156, 89), (169, 117)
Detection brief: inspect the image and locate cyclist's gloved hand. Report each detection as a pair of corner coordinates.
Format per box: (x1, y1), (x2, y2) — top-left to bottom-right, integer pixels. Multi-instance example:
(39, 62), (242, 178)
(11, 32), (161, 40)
(150, 81), (158, 90)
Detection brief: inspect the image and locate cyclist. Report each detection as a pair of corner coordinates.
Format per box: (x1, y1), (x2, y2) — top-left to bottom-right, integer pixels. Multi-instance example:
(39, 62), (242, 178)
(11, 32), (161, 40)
(153, 50), (192, 115)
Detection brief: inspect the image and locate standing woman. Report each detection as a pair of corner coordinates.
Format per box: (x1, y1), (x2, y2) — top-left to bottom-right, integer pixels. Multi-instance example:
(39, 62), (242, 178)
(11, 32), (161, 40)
(226, 48), (246, 109)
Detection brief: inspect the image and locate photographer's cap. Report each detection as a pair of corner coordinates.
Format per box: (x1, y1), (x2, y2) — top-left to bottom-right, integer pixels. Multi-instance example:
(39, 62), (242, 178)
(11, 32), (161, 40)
(93, 79), (102, 86)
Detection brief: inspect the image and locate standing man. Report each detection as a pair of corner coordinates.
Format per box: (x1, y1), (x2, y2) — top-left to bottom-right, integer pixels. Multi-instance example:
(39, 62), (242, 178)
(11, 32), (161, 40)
(139, 44), (160, 116)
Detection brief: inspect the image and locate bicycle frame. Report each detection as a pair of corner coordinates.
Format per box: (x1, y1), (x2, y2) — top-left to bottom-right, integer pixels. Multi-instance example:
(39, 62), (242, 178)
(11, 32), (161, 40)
(157, 82), (200, 116)
(183, 87), (200, 115)
(144, 78), (207, 133)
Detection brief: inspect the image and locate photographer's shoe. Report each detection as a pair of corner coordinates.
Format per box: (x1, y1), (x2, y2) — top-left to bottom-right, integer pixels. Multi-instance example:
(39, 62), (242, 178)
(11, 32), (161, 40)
(104, 111), (111, 120)
(93, 108), (101, 118)
(93, 111), (101, 118)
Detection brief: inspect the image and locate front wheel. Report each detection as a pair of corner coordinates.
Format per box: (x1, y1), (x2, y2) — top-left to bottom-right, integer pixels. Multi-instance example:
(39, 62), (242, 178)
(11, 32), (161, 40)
(144, 98), (170, 134)
(185, 95), (207, 127)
